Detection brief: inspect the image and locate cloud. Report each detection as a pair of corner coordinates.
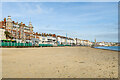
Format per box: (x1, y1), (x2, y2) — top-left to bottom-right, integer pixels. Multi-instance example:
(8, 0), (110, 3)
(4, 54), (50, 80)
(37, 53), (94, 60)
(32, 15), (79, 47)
(36, 27), (94, 39)
(26, 4), (43, 14)
(40, 29), (64, 32)
(95, 32), (118, 39)
(94, 32), (118, 42)
(2, 2), (54, 18)
(2, 2), (118, 42)
(17, 3), (43, 15)
(33, 24), (92, 38)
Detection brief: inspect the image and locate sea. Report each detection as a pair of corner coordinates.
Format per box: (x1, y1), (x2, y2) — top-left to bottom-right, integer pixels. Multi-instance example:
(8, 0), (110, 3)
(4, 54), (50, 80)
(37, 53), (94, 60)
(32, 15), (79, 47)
(94, 46), (120, 51)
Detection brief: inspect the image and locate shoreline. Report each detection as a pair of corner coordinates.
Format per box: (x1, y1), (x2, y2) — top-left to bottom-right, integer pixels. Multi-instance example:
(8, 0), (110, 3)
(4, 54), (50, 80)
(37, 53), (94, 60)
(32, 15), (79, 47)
(1, 46), (119, 52)
(93, 46), (119, 52)
(93, 47), (119, 52)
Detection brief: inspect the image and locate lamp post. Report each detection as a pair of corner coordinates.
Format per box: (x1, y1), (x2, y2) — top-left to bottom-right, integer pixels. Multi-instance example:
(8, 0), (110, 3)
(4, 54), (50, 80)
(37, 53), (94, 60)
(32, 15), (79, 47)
(66, 33), (67, 45)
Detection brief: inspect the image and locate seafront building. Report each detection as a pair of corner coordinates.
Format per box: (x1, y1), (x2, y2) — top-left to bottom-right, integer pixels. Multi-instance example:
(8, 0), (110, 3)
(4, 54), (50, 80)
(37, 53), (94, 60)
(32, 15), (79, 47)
(96, 41), (116, 46)
(0, 16), (93, 46)
(0, 16), (33, 43)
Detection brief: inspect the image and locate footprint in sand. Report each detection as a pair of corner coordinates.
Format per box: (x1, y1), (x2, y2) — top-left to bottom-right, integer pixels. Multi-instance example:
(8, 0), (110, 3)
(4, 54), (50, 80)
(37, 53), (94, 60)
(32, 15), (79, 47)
(79, 62), (84, 63)
(99, 69), (101, 70)
(75, 61), (77, 62)
(29, 64), (31, 67)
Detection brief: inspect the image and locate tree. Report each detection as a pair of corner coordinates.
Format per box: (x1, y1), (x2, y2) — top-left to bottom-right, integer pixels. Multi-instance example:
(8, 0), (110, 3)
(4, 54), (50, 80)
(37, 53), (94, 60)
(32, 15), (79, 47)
(4, 31), (13, 39)
(4, 31), (10, 39)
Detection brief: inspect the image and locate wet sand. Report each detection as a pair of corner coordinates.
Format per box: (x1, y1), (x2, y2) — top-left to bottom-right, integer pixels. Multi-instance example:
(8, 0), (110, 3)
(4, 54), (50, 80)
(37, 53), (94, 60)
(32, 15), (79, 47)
(1, 47), (118, 78)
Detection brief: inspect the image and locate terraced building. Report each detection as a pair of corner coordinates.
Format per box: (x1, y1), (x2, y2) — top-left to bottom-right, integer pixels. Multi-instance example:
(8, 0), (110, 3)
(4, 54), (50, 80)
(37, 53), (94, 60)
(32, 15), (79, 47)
(0, 16), (33, 43)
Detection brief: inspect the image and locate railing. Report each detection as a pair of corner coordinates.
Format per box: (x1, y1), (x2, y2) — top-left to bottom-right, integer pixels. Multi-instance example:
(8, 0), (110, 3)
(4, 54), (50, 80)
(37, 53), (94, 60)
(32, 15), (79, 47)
(1, 42), (33, 47)
(39, 44), (53, 47)
(0, 42), (73, 47)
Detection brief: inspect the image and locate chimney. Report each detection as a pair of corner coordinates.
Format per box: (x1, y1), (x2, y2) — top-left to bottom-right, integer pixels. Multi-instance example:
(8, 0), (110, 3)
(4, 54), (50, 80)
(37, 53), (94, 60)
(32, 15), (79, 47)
(4, 18), (6, 22)
(36, 32), (38, 35)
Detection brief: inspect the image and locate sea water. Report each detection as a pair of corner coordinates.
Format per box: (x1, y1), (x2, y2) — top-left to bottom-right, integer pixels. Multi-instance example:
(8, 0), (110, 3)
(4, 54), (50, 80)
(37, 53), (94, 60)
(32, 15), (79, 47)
(94, 46), (120, 51)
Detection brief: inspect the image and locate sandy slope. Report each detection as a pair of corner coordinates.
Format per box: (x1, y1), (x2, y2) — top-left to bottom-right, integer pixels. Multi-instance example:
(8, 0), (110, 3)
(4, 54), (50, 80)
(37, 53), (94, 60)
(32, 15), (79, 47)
(1, 47), (118, 78)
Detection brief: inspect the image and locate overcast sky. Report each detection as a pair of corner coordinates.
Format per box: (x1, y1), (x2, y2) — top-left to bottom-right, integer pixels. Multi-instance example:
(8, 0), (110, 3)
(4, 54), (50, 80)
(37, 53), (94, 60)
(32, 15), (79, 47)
(1, 2), (118, 42)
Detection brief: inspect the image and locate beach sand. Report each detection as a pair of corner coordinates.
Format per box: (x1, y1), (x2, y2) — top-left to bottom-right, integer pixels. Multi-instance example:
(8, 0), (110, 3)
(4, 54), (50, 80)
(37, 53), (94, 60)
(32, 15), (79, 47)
(1, 47), (118, 78)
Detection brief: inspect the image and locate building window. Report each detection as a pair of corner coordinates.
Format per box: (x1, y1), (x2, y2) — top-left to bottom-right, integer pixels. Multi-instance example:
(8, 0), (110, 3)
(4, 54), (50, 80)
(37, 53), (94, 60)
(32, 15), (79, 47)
(42, 38), (45, 40)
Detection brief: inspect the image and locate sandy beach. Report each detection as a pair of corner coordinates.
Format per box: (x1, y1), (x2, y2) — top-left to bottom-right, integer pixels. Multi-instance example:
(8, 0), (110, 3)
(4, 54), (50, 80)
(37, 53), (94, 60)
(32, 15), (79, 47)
(1, 47), (118, 78)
